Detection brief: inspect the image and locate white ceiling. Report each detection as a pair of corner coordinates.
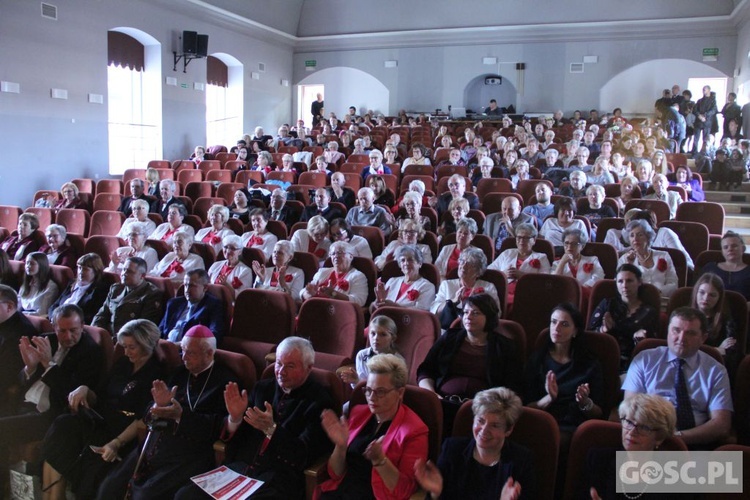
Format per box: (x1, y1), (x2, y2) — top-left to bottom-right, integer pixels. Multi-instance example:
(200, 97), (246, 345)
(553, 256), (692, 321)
(187, 0), (738, 37)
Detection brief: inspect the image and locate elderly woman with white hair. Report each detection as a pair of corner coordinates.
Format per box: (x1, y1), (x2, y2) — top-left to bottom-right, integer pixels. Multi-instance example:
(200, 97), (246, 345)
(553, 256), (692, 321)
(617, 219), (678, 297)
(552, 228), (604, 289)
(361, 149), (393, 181)
(431, 247), (500, 329)
(117, 199), (156, 239)
(252, 150), (274, 176)
(301, 241), (368, 306)
(324, 141), (346, 165)
(290, 215), (331, 263)
(371, 245), (436, 313)
(195, 204), (235, 256)
(107, 222), (159, 273)
(148, 232), (204, 283)
(207, 234), (253, 299)
(253, 240), (305, 302)
(435, 217), (480, 279)
(39, 224), (79, 270)
(329, 172), (356, 210)
(148, 203), (195, 246)
(414, 387), (534, 500)
(394, 190), (431, 232)
(470, 156), (497, 188)
(375, 219), (432, 271)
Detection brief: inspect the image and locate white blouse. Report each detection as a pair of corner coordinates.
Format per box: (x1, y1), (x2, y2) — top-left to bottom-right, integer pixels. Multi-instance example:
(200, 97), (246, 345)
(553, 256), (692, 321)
(551, 254), (604, 288)
(240, 231), (278, 261)
(604, 227), (694, 270)
(105, 246), (159, 274)
(290, 231), (331, 264)
(488, 249), (551, 281)
(148, 223), (195, 246)
(253, 265), (305, 303)
(374, 241), (433, 271)
(379, 276), (436, 311)
(195, 227), (236, 256)
(207, 259), (254, 297)
(117, 217), (156, 239)
(148, 253), (205, 283)
(19, 281), (59, 317)
(304, 267), (368, 306)
(617, 248), (678, 298)
(430, 279), (500, 314)
(539, 218), (587, 248)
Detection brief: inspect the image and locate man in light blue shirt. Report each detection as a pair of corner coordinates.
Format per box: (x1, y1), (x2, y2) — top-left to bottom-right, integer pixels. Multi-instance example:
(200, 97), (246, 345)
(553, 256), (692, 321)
(623, 307), (732, 447)
(522, 183), (555, 225)
(345, 187), (393, 236)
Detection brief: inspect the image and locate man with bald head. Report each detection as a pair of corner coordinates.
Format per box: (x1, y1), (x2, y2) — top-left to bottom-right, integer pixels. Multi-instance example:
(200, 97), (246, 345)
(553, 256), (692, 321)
(484, 197), (535, 251)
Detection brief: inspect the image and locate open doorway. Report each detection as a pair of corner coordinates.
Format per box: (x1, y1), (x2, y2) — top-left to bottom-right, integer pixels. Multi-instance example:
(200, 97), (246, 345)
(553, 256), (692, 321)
(298, 84), (324, 128)
(687, 77), (728, 147)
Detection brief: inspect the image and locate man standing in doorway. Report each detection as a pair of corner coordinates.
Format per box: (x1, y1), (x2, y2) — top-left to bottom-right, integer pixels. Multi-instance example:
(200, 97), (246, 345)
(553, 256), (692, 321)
(692, 85), (717, 154)
(311, 93), (324, 127)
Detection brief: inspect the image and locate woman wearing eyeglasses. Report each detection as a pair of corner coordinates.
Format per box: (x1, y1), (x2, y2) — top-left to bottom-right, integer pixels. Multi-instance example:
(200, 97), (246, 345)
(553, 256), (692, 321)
(418, 293), (521, 434)
(582, 394), (678, 500)
(316, 354), (428, 500)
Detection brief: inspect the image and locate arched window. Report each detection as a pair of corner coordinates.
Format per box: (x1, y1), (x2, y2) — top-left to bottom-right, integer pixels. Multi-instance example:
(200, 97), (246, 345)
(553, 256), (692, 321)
(107, 29), (162, 174)
(206, 54), (243, 147)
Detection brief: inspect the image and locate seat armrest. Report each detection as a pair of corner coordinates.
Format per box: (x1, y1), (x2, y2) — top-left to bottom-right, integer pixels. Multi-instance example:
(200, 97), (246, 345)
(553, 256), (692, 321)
(304, 454), (330, 500)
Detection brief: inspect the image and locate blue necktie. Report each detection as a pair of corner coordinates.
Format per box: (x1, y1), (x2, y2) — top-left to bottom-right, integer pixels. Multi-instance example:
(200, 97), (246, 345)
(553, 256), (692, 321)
(673, 358), (696, 431)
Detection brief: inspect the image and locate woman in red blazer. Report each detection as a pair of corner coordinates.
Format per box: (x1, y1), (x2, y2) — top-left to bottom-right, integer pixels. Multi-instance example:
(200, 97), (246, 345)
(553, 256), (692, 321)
(316, 354), (428, 500)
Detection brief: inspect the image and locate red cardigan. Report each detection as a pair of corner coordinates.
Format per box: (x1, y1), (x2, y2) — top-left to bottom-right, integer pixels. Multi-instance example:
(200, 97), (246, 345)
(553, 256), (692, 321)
(316, 403), (428, 500)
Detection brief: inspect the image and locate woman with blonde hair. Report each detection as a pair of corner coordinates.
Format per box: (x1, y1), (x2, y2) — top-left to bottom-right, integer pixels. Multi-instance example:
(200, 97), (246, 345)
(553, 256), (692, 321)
(54, 182), (87, 212)
(195, 204), (234, 256)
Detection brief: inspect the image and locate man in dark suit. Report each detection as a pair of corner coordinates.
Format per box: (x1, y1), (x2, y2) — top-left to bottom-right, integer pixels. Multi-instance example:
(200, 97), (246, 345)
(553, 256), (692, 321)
(0, 285), (37, 415)
(0, 304), (104, 486)
(174, 336), (334, 499)
(150, 179), (179, 220)
(265, 188), (299, 230)
(300, 188), (344, 223)
(92, 256), (163, 335)
(159, 269), (226, 343)
(119, 178), (152, 217)
(97, 326), (237, 499)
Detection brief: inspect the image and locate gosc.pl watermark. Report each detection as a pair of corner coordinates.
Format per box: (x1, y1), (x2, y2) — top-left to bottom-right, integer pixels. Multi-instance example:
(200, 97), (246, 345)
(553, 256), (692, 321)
(616, 451), (743, 494)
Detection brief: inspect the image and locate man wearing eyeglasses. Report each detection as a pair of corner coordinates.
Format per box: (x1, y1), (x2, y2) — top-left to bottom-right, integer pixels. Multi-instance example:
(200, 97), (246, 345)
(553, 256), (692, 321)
(175, 336), (334, 499)
(622, 307), (732, 448)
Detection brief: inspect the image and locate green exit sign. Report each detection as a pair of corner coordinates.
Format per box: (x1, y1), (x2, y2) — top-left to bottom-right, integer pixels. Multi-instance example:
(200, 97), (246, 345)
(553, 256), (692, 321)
(180, 83), (188, 89)
(703, 48), (719, 57)
(305, 60), (316, 67)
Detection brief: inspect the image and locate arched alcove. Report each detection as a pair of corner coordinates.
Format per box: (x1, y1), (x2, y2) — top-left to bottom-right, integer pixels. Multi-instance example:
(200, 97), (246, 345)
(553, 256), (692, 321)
(297, 67), (389, 117)
(206, 52), (244, 145)
(463, 74), (517, 114)
(600, 59), (728, 114)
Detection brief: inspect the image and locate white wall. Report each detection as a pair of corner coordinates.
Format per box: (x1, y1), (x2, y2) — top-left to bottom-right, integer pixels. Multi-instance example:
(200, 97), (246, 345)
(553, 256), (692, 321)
(297, 67), (390, 118)
(601, 59), (729, 114)
(293, 35), (737, 118)
(0, 0), (293, 207)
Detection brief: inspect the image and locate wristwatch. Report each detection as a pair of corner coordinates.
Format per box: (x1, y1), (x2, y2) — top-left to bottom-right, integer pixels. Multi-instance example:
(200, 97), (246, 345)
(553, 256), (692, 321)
(579, 398), (594, 412)
(265, 422), (277, 439)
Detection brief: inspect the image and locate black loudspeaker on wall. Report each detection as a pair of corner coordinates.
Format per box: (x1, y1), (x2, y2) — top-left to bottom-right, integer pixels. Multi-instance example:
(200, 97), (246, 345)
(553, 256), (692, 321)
(182, 30), (198, 54)
(197, 35), (209, 57)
